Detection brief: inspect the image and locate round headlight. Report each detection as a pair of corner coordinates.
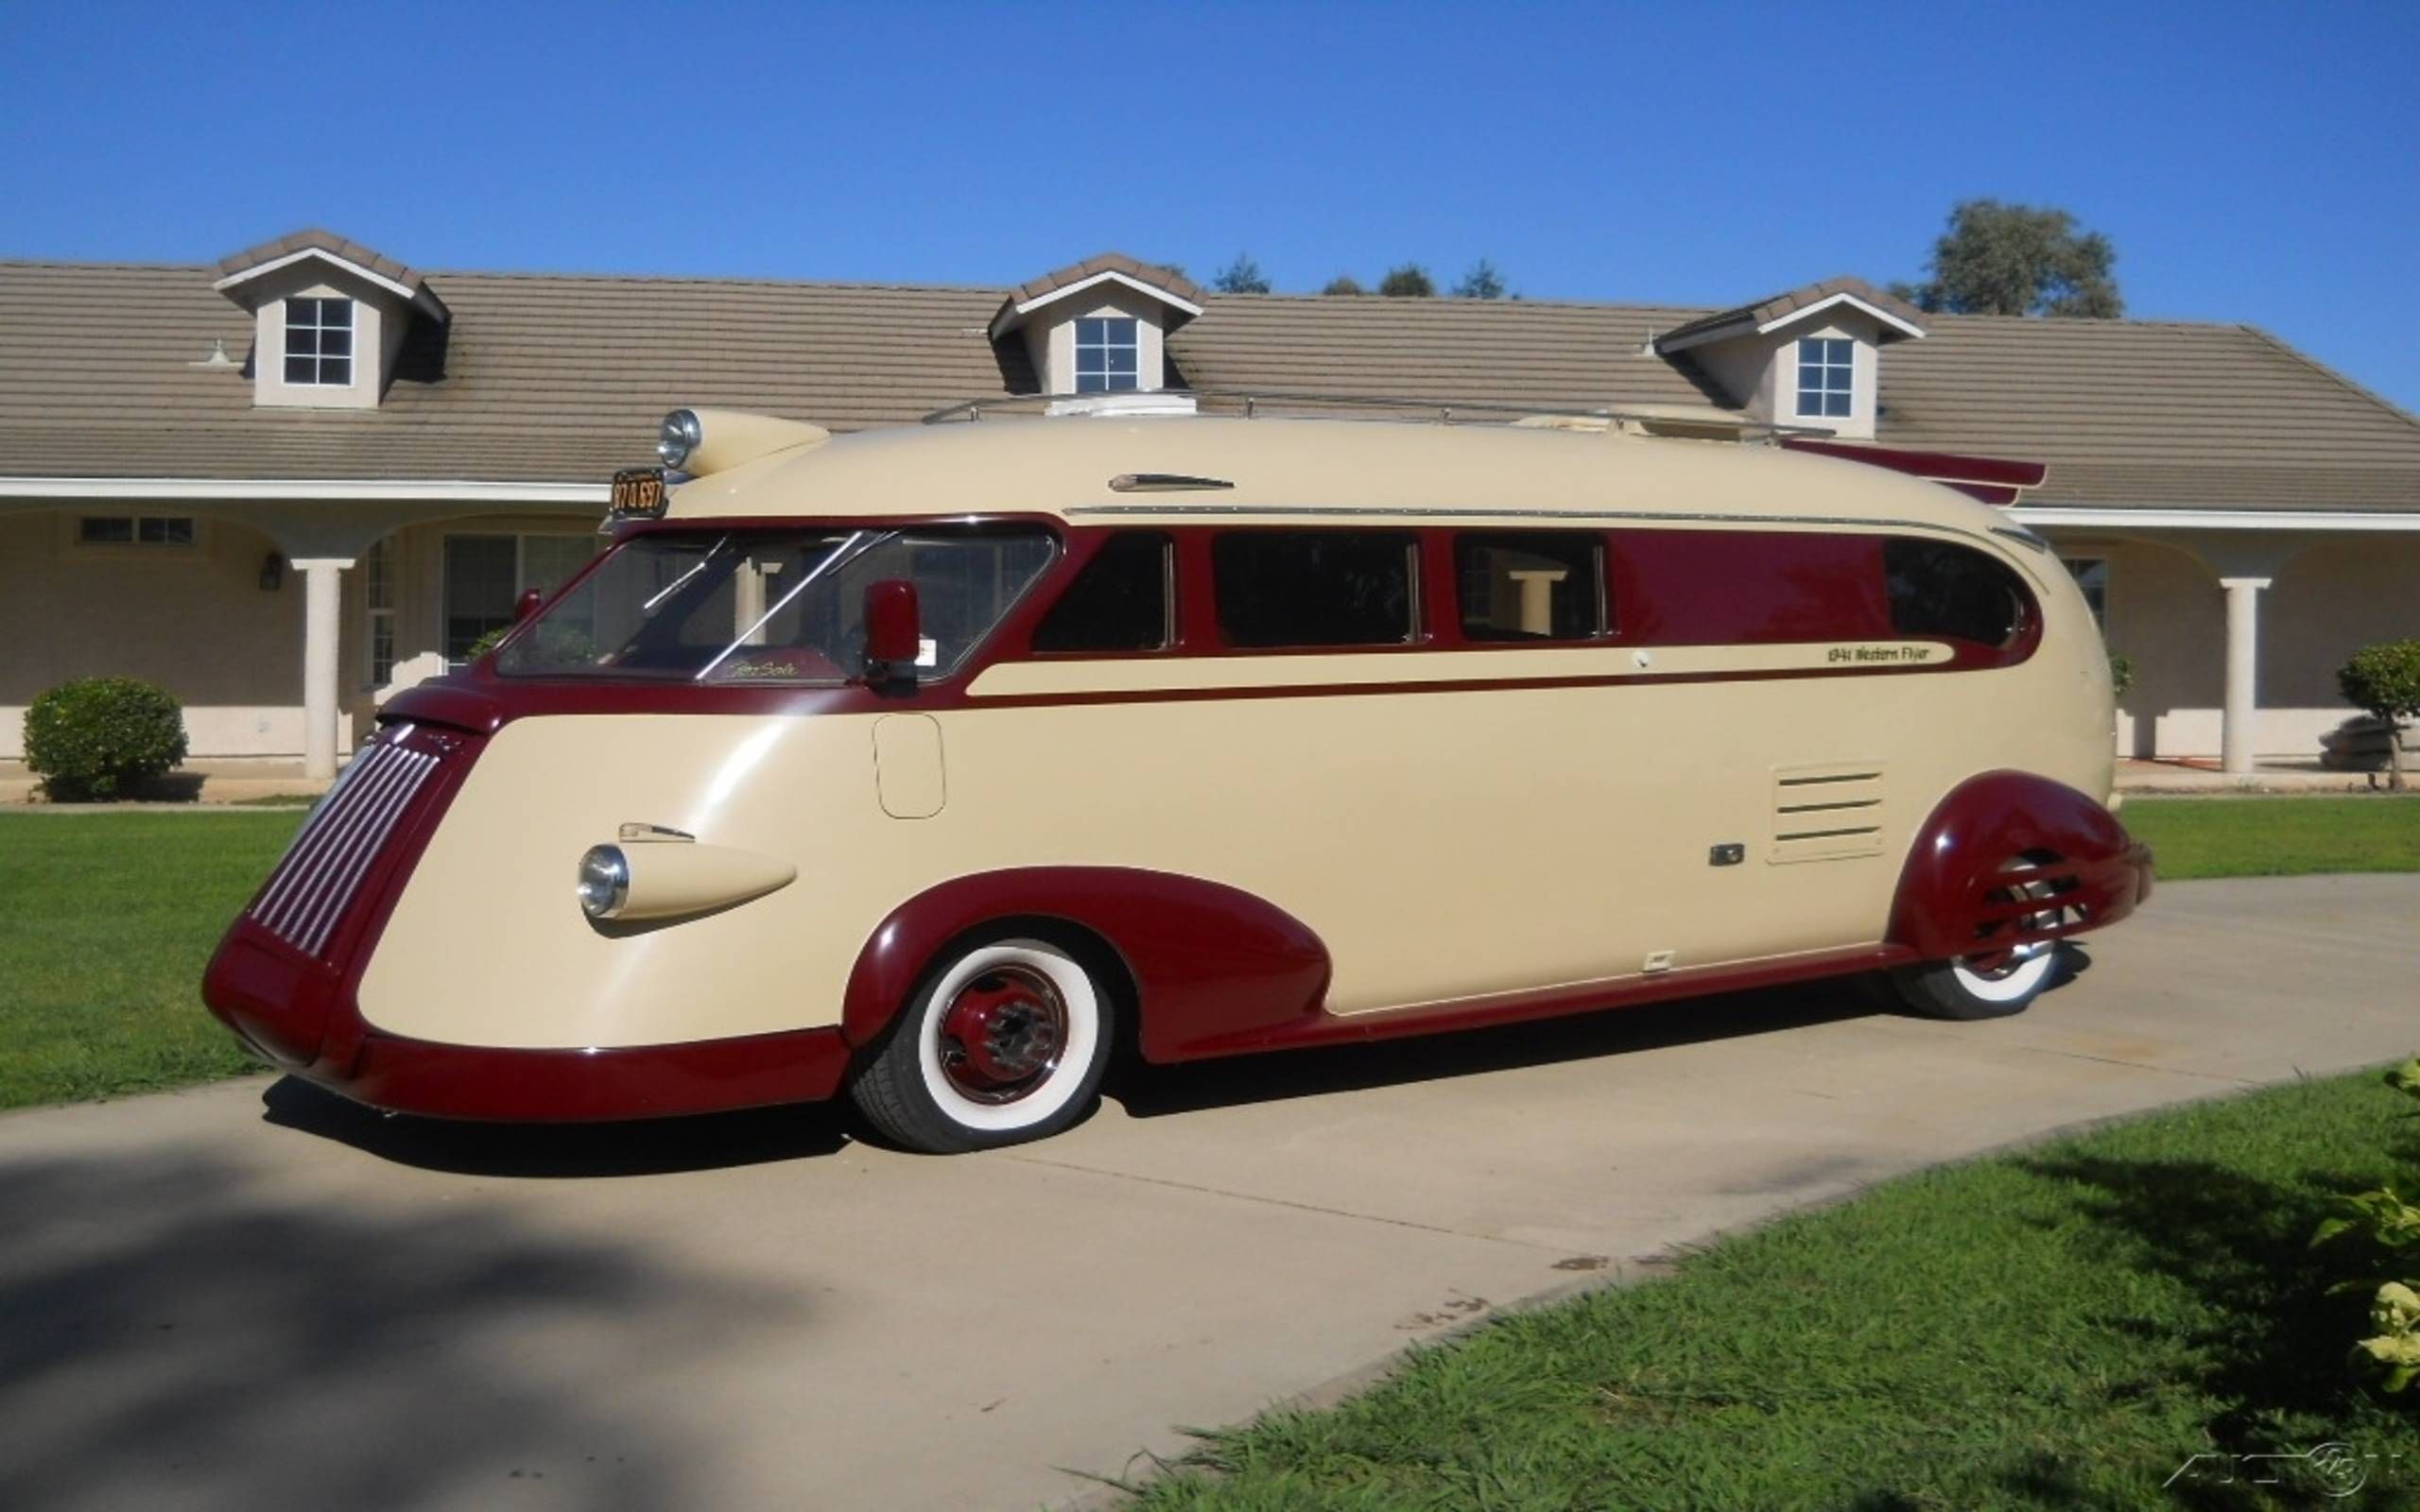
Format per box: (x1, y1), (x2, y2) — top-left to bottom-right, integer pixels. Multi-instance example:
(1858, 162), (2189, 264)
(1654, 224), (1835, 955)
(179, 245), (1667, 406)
(577, 844), (630, 919)
(656, 408), (703, 471)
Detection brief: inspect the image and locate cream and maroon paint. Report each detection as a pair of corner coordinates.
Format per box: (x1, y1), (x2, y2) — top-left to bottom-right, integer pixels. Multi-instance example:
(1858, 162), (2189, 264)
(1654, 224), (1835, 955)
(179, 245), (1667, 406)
(204, 412), (2147, 1125)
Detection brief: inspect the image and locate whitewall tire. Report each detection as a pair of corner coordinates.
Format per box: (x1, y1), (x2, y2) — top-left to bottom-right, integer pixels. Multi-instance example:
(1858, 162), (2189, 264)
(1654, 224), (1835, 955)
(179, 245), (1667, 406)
(849, 936), (1114, 1153)
(1889, 942), (2059, 1021)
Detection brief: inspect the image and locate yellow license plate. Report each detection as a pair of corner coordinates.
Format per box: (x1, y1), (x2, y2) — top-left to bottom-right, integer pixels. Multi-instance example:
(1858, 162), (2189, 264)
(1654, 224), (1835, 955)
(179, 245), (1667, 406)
(610, 467), (666, 517)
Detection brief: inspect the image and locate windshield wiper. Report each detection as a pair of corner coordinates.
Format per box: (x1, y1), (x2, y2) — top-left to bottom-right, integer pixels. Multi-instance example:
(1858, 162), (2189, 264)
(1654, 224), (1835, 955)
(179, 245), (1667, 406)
(641, 535), (731, 614)
(691, 529), (896, 682)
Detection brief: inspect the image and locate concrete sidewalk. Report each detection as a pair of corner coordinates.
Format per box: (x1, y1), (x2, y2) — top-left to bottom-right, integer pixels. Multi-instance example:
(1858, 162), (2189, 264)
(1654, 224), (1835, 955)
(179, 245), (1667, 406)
(2, 875), (2415, 1512)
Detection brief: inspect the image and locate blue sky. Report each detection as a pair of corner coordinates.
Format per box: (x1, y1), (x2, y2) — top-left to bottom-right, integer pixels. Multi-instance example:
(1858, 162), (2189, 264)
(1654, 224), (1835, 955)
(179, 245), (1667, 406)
(5, 0), (2414, 409)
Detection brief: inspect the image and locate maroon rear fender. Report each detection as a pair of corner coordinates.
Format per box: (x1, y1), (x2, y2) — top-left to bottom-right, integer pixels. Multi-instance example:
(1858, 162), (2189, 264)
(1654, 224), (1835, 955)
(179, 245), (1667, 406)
(840, 868), (1333, 1064)
(1890, 771), (2152, 962)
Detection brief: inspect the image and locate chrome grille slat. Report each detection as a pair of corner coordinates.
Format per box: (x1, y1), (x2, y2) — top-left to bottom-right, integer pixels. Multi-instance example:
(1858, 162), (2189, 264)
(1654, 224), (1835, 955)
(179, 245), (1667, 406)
(249, 740), (441, 959)
(256, 752), (414, 938)
(291, 754), (433, 955)
(265, 752), (421, 942)
(251, 749), (387, 928)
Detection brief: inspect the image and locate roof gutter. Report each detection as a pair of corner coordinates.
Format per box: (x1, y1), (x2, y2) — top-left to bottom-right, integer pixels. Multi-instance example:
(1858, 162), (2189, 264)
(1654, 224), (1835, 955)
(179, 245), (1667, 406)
(0, 476), (608, 504)
(2006, 506), (2420, 532)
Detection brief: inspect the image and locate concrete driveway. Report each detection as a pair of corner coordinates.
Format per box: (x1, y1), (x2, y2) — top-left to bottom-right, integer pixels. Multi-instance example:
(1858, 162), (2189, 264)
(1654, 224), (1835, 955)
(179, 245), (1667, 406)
(4, 874), (2415, 1511)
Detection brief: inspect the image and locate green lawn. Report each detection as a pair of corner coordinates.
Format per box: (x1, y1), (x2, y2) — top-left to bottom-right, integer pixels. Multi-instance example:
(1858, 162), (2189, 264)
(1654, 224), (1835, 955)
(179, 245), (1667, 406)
(1131, 1070), (2420, 1510)
(2124, 795), (2420, 880)
(0, 796), (2409, 1113)
(0, 812), (301, 1110)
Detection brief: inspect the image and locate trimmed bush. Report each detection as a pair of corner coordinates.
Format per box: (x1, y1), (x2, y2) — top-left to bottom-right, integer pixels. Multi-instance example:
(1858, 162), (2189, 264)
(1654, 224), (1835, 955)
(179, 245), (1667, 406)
(2339, 640), (2420, 791)
(2108, 651), (2134, 697)
(23, 677), (188, 801)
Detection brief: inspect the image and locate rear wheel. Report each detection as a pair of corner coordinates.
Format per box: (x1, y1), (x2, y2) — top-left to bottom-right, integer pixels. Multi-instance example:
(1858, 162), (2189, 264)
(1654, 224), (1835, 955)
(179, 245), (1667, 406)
(1885, 851), (2068, 1021)
(1887, 941), (2058, 1020)
(848, 936), (1113, 1153)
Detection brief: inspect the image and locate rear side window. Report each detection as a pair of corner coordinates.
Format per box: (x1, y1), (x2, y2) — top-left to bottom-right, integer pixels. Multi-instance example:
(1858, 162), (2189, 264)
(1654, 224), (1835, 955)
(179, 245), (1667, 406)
(1032, 532), (1172, 652)
(1214, 531), (1418, 648)
(1884, 539), (2031, 647)
(1455, 533), (1607, 642)
(1611, 530), (1890, 644)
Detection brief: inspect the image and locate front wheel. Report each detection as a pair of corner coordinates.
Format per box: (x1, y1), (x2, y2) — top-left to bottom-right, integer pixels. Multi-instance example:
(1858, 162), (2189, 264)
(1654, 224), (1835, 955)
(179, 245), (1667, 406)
(1885, 941), (2058, 1021)
(848, 936), (1113, 1153)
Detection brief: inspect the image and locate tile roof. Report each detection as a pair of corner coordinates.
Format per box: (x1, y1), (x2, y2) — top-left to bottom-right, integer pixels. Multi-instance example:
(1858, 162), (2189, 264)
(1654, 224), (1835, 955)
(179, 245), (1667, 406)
(210, 228), (445, 322)
(1, 257), (2414, 511)
(1654, 276), (1927, 350)
(999, 251), (1203, 311)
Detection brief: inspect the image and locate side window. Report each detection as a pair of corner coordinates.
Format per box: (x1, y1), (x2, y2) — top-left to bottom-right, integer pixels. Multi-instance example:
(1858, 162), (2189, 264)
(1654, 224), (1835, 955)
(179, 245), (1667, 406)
(1455, 532), (1606, 642)
(1032, 532), (1172, 653)
(1611, 530), (1890, 644)
(1213, 531), (1418, 648)
(1884, 539), (2031, 647)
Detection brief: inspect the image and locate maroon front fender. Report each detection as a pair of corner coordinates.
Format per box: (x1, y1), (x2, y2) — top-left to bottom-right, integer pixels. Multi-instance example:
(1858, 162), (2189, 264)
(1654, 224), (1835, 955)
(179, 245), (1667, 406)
(1890, 770), (2152, 962)
(840, 868), (1333, 1064)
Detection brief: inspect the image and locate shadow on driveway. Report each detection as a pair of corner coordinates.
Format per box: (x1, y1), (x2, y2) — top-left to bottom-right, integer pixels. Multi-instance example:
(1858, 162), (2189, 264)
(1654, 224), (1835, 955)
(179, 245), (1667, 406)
(1116, 947), (2095, 1120)
(262, 1077), (853, 1177)
(0, 1147), (803, 1511)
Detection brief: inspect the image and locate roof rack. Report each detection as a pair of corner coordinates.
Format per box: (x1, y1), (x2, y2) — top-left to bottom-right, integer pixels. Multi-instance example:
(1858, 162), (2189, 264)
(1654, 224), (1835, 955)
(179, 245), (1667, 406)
(921, 388), (1836, 443)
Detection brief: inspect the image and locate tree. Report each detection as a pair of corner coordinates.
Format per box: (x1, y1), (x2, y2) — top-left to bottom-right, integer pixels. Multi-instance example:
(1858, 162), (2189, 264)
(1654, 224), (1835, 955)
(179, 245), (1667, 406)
(1376, 263), (1435, 298)
(1213, 252), (1270, 295)
(2338, 639), (2420, 790)
(1320, 275), (1366, 296)
(1452, 258), (1508, 300)
(1893, 198), (2123, 318)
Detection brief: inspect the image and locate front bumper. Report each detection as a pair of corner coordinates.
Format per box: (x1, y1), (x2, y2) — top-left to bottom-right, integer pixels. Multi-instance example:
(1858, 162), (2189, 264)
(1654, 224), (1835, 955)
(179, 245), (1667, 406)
(201, 712), (850, 1125)
(205, 917), (851, 1122)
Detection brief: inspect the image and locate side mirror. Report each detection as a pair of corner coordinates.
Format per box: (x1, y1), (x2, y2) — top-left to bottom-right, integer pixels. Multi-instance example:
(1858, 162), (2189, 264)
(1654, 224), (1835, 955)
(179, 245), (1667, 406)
(862, 578), (921, 681)
(513, 587), (544, 624)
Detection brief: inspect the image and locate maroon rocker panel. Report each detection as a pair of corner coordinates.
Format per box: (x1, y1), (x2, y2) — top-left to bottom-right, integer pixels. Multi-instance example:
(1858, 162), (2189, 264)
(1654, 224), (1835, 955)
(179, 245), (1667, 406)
(838, 867), (1334, 1064)
(1887, 770), (2153, 961)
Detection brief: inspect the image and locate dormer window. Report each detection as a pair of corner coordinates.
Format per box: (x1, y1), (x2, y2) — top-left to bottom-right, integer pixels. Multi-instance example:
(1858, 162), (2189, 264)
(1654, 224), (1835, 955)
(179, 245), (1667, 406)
(1795, 336), (1854, 419)
(285, 297), (354, 386)
(990, 255), (1203, 399)
(211, 230), (449, 409)
(1075, 318), (1140, 393)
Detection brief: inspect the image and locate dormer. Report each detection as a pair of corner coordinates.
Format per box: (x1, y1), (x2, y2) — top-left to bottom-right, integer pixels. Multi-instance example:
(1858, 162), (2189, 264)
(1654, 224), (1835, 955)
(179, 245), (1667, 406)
(211, 229), (448, 409)
(990, 253), (1203, 398)
(1652, 277), (1925, 441)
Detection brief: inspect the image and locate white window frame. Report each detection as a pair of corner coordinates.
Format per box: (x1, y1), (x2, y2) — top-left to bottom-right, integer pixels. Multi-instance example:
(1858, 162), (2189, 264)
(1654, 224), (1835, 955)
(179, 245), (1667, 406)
(69, 514), (202, 553)
(1794, 336), (1855, 420)
(1074, 317), (1141, 394)
(362, 536), (398, 686)
(285, 296), (355, 387)
(439, 530), (593, 666)
(2061, 555), (2111, 633)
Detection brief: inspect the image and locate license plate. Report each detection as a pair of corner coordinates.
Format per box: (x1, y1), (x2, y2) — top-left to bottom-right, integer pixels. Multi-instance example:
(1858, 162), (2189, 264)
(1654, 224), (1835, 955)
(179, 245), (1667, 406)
(609, 467), (666, 517)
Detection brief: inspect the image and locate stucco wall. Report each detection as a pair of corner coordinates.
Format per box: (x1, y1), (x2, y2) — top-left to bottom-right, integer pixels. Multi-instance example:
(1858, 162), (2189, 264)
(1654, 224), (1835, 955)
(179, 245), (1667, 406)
(2083, 533), (2420, 759)
(0, 507), (305, 758)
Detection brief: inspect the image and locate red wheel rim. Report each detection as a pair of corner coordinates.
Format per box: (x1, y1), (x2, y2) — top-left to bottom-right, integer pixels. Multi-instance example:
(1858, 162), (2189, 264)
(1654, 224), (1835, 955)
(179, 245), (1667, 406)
(936, 964), (1068, 1105)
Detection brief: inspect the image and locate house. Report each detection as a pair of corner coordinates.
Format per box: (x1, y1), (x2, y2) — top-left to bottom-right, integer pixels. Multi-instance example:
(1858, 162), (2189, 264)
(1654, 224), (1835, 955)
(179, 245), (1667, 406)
(3, 230), (2415, 781)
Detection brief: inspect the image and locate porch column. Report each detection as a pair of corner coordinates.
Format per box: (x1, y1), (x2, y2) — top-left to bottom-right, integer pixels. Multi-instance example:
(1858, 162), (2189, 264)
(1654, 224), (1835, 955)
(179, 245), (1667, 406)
(294, 557), (355, 781)
(2220, 576), (2271, 777)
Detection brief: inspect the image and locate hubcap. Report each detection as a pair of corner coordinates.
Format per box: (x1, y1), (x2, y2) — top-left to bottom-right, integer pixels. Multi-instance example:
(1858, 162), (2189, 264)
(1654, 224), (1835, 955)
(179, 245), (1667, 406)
(1962, 857), (2065, 980)
(936, 965), (1067, 1104)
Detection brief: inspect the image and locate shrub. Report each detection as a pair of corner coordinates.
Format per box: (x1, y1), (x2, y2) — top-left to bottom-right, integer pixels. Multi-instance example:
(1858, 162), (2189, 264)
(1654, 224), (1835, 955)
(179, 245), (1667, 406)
(2311, 1057), (2420, 1392)
(2338, 640), (2420, 791)
(2108, 652), (2134, 698)
(23, 677), (188, 801)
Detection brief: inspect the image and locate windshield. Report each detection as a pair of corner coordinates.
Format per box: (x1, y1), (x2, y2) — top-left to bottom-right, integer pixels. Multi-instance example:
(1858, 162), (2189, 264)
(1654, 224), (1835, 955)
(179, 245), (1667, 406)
(495, 526), (1055, 682)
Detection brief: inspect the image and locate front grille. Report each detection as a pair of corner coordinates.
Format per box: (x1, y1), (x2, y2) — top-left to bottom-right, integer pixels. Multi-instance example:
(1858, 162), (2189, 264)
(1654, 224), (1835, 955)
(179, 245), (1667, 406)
(251, 739), (441, 957)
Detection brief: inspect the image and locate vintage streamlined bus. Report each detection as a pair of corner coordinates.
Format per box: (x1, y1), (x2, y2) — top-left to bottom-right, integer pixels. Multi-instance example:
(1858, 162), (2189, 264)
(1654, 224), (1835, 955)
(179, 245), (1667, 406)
(204, 395), (2152, 1153)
